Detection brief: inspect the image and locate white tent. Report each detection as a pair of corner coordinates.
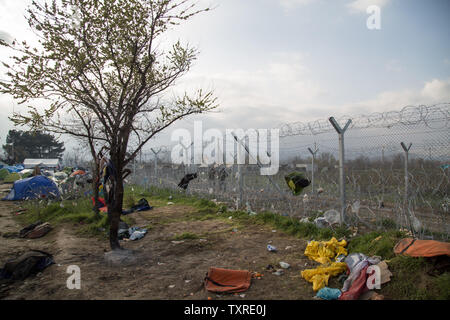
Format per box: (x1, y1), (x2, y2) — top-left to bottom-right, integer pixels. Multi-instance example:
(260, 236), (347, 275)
(23, 158), (60, 169)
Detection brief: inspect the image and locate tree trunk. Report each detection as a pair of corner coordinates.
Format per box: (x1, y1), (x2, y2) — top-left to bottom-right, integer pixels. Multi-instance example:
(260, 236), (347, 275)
(107, 165), (124, 251)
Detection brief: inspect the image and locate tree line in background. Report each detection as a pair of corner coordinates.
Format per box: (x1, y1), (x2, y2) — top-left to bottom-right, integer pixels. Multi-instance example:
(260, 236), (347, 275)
(2, 129), (65, 164)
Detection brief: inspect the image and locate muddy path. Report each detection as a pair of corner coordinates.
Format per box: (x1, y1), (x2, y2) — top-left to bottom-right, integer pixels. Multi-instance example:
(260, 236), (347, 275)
(0, 194), (320, 300)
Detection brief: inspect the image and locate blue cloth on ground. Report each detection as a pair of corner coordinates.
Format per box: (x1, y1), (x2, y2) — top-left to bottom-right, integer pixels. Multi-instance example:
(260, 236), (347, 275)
(129, 227), (147, 241)
(316, 287), (342, 300)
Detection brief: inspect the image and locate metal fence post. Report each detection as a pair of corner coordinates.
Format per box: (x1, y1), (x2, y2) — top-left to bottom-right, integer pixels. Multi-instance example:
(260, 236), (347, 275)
(151, 148), (161, 184)
(307, 143), (319, 195)
(400, 142), (412, 205)
(238, 162), (243, 209)
(329, 117), (352, 225)
(400, 142), (413, 233)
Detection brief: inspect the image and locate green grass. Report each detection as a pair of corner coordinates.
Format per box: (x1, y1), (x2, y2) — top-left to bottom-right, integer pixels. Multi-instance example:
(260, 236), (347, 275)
(381, 256), (450, 300)
(17, 197), (134, 237)
(347, 230), (407, 260)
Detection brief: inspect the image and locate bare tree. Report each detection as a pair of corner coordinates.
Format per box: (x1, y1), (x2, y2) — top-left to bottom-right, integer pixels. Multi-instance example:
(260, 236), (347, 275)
(0, 0), (217, 250)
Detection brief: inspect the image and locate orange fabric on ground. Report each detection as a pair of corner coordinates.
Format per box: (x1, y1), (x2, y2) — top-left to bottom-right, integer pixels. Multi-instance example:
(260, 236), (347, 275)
(394, 238), (450, 257)
(204, 267), (252, 293)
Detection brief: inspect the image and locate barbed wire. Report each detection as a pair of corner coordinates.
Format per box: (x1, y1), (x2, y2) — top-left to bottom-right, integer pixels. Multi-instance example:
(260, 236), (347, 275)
(278, 103), (450, 137)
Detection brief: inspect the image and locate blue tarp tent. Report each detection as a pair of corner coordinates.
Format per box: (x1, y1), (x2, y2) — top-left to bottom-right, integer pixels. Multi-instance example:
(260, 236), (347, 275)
(2, 175), (60, 201)
(4, 165), (24, 173)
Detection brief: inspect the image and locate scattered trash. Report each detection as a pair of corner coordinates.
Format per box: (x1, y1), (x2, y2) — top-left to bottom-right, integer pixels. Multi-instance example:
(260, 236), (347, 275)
(301, 262), (348, 291)
(339, 265), (370, 300)
(324, 209), (341, 225)
(394, 238), (450, 257)
(338, 253), (387, 300)
(302, 237), (349, 291)
(122, 198), (153, 215)
(204, 267), (252, 293)
(300, 217), (310, 223)
(351, 201), (360, 214)
(267, 245), (277, 252)
(316, 287), (342, 300)
(266, 264), (275, 271)
(272, 230), (277, 233)
(377, 261), (392, 285)
(168, 285), (175, 289)
(285, 246), (293, 250)
(284, 172), (310, 195)
(350, 226), (358, 237)
(279, 262), (290, 269)
(167, 202), (174, 205)
(119, 226), (148, 241)
(0, 250), (54, 281)
(314, 217), (329, 229)
(240, 294), (246, 298)
(177, 173), (198, 190)
(273, 269), (284, 276)
(171, 240), (185, 244)
(304, 238), (348, 264)
(19, 221), (52, 239)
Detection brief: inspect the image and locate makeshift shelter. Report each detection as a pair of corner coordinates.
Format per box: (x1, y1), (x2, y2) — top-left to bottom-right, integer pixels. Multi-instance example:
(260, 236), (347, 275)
(23, 159), (60, 170)
(4, 165), (24, 173)
(2, 175), (60, 201)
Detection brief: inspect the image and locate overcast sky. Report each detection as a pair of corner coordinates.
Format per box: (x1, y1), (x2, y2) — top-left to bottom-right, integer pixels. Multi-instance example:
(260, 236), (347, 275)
(0, 0), (449, 157)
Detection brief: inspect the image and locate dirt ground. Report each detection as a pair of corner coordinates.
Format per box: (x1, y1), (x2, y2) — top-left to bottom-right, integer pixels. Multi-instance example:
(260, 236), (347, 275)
(0, 192), (323, 300)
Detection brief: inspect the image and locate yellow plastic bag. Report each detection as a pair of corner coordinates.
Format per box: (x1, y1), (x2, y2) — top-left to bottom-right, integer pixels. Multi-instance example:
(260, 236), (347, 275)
(301, 262), (347, 291)
(304, 237), (348, 264)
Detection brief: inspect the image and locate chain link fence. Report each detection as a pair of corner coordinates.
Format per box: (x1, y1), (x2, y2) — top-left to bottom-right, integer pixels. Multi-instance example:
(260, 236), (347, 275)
(130, 104), (450, 240)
